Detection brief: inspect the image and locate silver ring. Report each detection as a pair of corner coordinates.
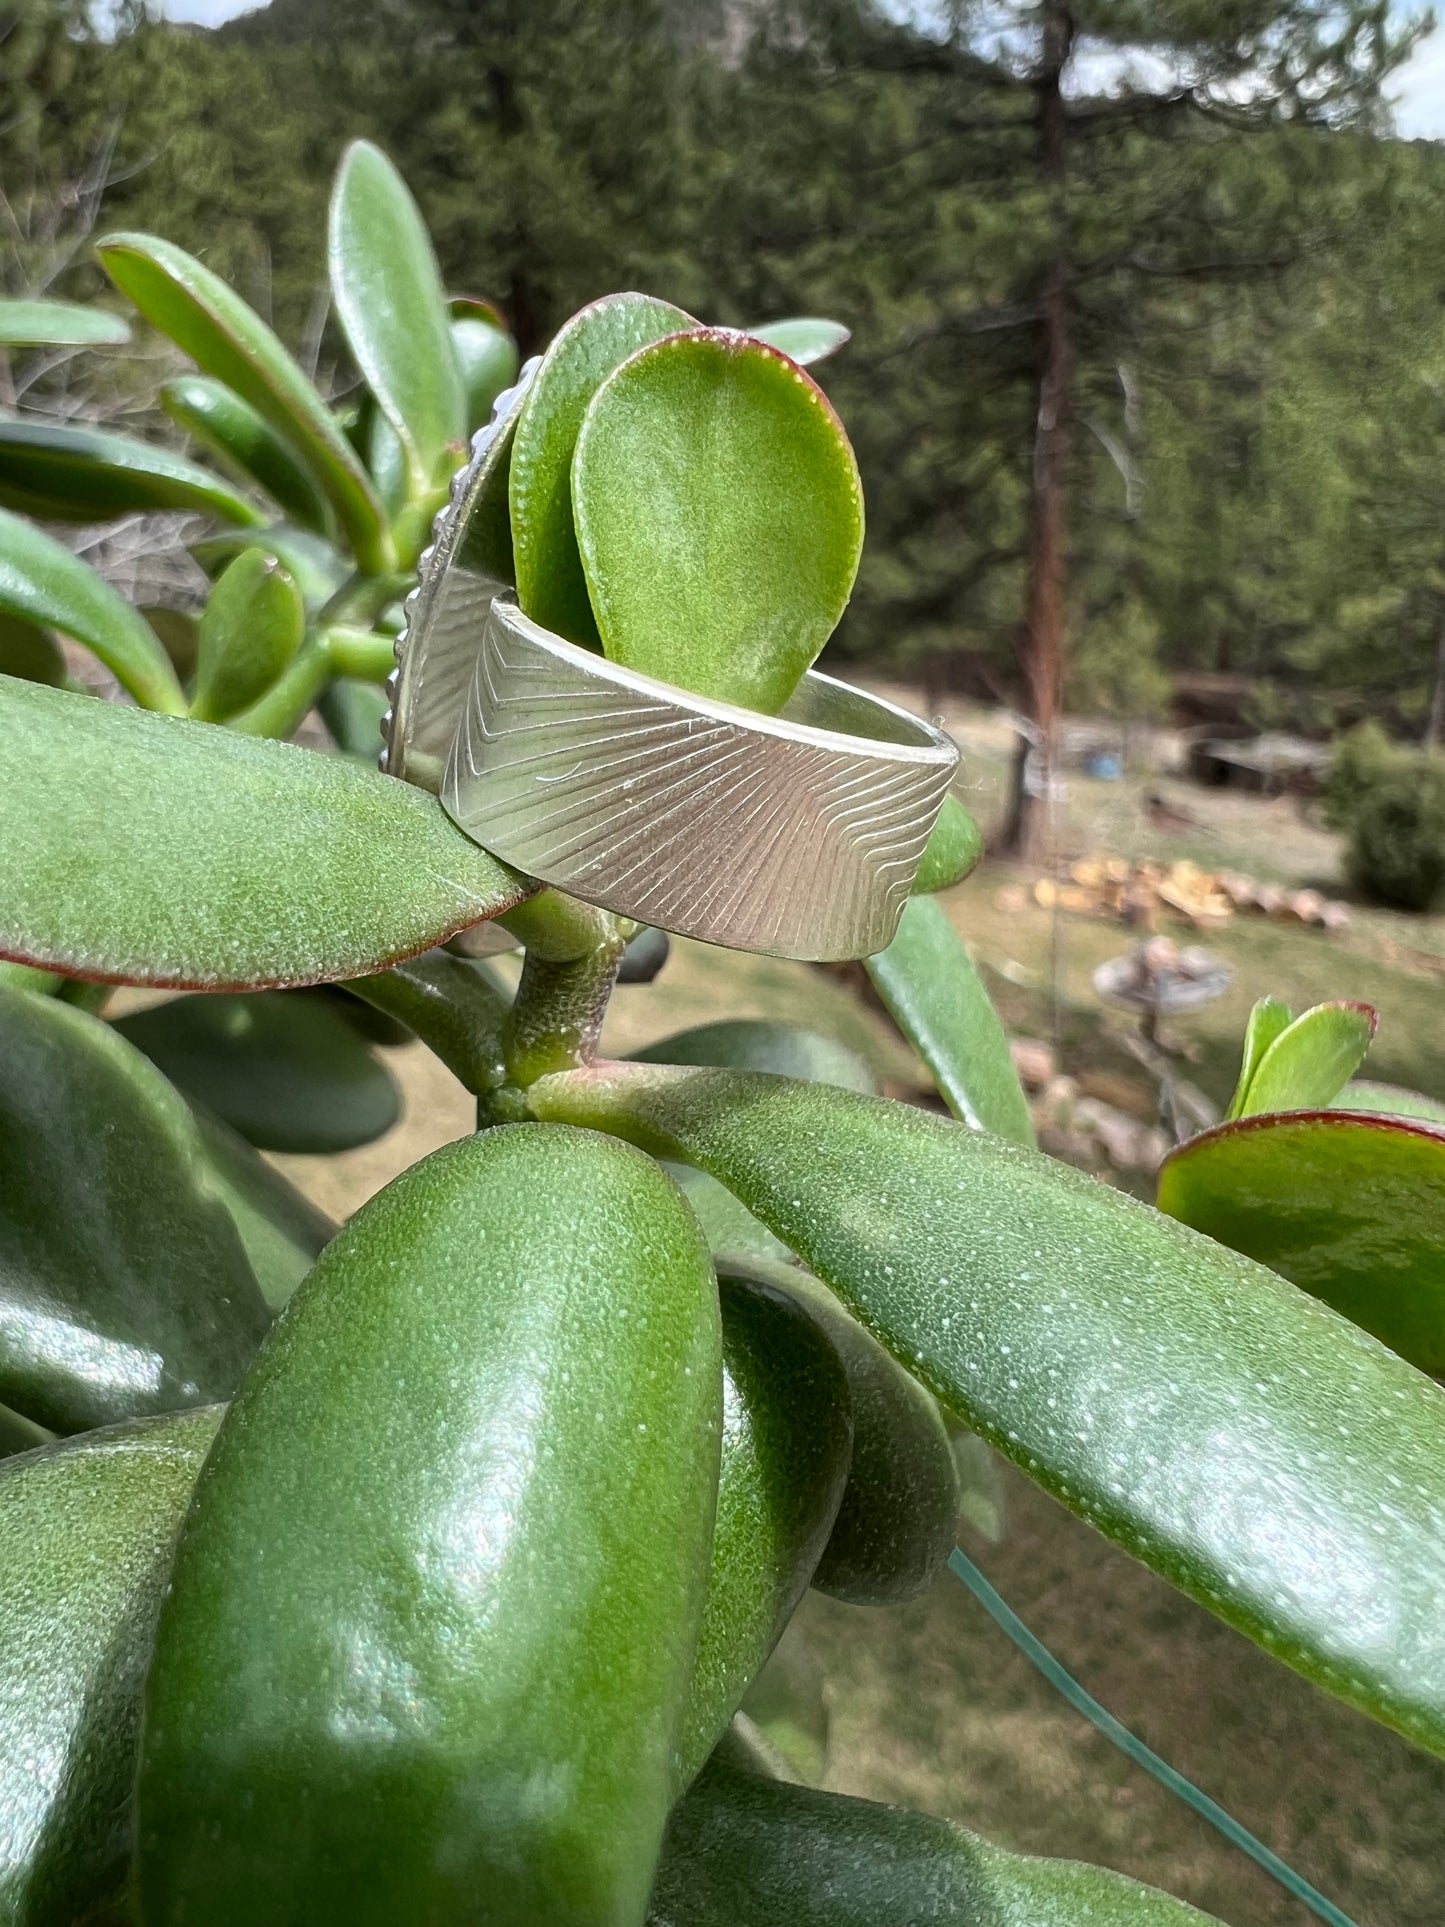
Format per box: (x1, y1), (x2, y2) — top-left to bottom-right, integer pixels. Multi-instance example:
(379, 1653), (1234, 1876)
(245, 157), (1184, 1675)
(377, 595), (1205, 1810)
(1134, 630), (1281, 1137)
(387, 381), (958, 960)
(441, 598), (957, 960)
(381, 359), (540, 791)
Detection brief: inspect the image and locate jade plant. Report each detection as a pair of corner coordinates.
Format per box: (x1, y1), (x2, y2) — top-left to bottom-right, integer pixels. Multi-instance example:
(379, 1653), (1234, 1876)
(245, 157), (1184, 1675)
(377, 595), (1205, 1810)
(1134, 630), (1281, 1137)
(2, 141), (1445, 1927)
(1160, 994), (1445, 1376)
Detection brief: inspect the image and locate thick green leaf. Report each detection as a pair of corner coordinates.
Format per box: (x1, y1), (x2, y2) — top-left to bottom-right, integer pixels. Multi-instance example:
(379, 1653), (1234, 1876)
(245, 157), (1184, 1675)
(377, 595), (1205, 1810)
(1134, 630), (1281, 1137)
(668, 1163), (793, 1267)
(1224, 995), (1293, 1121)
(531, 1064), (1445, 1759)
(0, 511), (184, 713)
(318, 981), (414, 1048)
(0, 298), (130, 348)
(0, 417), (262, 526)
(678, 1273), (851, 1789)
(511, 291), (694, 647)
(116, 990), (400, 1154)
(0, 1411), (221, 1927)
(746, 317), (851, 367)
(142, 604), (200, 679)
(0, 608), (65, 686)
(188, 1105), (333, 1313)
(574, 330), (864, 715)
(191, 548), (305, 723)
(137, 1125), (722, 1927)
(0, 1399), (52, 1457)
(317, 675), (389, 761)
(634, 1020), (874, 1093)
(1230, 1000), (1376, 1120)
(718, 1255), (958, 1607)
(0, 960), (62, 996)
(162, 374), (332, 533)
(451, 302), (521, 432)
(866, 895), (1034, 1144)
(329, 141), (465, 495)
(361, 402), (408, 517)
(1159, 1111), (1445, 1373)
(912, 793), (982, 893)
(347, 950), (510, 1094)
(96, 233), (392, 572)
(0, 984), (271, 1434)
(0, 676), (528, 988)
(617, 923), (671, 984)
(1332, 1079), (1445, 1124)
(651, 1756), (1221, 1926)
(193, 524), (347, 613)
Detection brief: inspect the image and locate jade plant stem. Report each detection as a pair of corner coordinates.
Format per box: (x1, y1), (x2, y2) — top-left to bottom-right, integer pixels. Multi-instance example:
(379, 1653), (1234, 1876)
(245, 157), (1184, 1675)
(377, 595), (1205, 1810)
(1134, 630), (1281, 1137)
(323, 626), (400, 682)
(502, 937), (625, 1088)
(353, 891), (629, 1112)
(348, 951), (510, 1094)
(495, 888), (629, 1084)
(227, 638), (332, 739)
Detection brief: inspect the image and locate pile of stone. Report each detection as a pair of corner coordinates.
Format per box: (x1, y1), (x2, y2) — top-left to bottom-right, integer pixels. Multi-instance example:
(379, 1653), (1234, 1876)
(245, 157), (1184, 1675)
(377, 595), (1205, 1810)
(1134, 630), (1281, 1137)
(1009, 1038), (1172, 1177)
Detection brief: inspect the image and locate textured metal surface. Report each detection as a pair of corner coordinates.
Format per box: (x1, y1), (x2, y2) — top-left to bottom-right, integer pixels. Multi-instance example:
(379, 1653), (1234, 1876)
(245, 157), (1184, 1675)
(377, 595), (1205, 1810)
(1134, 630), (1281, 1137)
(442, 599), (957, 960)
(381, 359), (539, 791)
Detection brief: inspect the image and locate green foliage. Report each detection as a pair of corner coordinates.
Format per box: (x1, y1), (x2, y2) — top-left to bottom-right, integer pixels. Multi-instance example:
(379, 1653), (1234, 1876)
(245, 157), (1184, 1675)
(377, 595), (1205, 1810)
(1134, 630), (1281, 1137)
(0, 297), (129, 346)
(1327, 731), (1445, 911)
(114, 990), (401, 1154)
(575, 329), (864, 713)
(137, 1126), (722, 1927)
(0, 984), (272, 1433)
(511, 292), (693, 647)
(911, 794), (983, 895)
(1324, 720), (1399, 830)
(0, 512), (185, 714)
(16, 0), (1441, 722)
(328, 141), (466, 499)
(162, 375), (334, 535)
(1160, 1110), (1445, 1374)
(0, 127), (1440, 1927)
(96, 231), (393, 573)
(0, 417), (264, 527)
(653, 1753), (1222, 1925)
(866, 895), (1034, 1144)
(0, 678), (527, 987)
(191, 548), (306, 723)
(678, 1272), (851, 1786)
(1225, 996), (1376, 1120)
(530, 1062), (1445, 1757)
(0, 1411), (222, 1927)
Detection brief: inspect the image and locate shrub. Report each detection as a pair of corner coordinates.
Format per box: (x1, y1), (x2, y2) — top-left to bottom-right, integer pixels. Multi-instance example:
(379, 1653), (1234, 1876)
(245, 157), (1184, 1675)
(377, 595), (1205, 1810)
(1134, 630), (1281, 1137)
(1322, 717), (1397, 830)
(1327, 724), (1445, 911)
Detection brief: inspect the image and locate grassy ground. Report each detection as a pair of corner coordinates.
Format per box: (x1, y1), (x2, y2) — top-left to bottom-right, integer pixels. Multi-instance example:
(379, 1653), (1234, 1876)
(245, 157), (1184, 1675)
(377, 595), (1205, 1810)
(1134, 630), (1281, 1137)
(265, 698), (1445, 1926)
(917, 694), (1445, 1117)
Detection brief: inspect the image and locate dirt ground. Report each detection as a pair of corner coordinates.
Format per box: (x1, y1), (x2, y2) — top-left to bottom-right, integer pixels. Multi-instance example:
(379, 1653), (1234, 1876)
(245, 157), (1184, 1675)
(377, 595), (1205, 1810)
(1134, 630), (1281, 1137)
(259, 697), (1445, 1925)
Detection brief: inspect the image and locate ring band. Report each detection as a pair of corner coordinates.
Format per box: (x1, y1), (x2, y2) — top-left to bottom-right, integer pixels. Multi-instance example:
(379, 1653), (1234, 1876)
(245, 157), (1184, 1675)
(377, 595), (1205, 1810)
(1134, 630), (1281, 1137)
(387, 382), (959, 960)
(381, 360), (539, 792)
(441, 597), (957, 961)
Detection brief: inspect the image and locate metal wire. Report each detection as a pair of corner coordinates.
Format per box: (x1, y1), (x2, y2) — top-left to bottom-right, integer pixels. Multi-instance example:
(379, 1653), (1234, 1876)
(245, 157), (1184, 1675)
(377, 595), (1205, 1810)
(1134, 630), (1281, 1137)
(947, 1546), (1361, 1927)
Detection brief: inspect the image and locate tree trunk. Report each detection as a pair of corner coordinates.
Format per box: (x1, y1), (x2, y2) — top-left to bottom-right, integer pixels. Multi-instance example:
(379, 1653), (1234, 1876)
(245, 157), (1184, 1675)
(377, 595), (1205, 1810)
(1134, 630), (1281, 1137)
(485, 30), (543, 356)
(998, 3), (1075, 860)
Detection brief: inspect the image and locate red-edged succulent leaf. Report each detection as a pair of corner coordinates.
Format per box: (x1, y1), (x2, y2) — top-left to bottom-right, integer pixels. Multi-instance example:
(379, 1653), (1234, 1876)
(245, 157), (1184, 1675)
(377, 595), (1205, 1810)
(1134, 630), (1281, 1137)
(0, 676), (528, 989)
(1159, 1108), (1445, 1373)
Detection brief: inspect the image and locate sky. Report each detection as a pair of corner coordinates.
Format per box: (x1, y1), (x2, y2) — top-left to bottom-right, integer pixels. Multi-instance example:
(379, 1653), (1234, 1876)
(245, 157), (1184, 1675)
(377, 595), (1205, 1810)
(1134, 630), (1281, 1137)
(148, 0), (1445, 138)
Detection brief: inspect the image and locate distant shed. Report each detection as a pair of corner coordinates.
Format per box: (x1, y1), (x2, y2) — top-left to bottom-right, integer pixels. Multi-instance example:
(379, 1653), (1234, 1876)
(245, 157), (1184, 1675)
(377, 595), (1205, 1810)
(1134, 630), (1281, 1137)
(1186, 731), (1330, 795)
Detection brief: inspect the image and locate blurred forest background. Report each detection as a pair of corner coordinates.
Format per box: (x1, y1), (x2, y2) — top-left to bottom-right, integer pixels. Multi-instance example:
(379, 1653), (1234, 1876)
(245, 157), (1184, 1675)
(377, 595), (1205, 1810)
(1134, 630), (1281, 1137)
(5, 0), (1445, 744)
